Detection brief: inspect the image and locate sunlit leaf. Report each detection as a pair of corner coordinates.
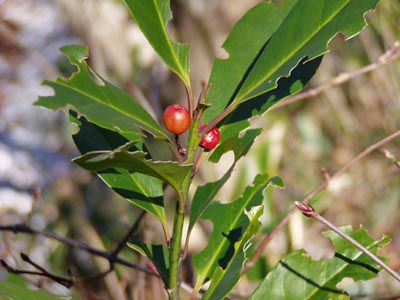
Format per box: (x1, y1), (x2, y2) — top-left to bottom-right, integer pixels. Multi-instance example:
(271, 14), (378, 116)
(201, 207), (263, 300)
(36, 45), (169, 142)
(71, 115), (167, 232)
(209, 128), (262, 163)
(122, 0), (191, 88)
(251, 227), (391, 300)
(72, 150), (192, 193)
(193, 174), (284, 293)
(188, 129), (262, 238)
(128, 236), (170, 286)
(203, 0), (379, 123)
(218, 57), (322, 143)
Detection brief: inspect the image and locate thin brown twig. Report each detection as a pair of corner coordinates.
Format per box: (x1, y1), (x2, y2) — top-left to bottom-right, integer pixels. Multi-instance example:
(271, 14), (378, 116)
(244, 128), (400, 272)
(0, 223), (157, 276)
(201, 104), (236, 141)
(0, 222), (200, 294)
(379, 148), (400, 169)
(201, 42), (400, 146)
(3, 252), (117, 289)
(1, 258), (73, 288)
(295, 202), (400, 284)
(110, 210), (146, 257)
(191, 147), (204, 175)
(168, 141), (185, 164)
(270, 41), (400, 111)
(79, 266), (115, 283)
(185, 85), (194, 118)
(194, 43), (400, 178)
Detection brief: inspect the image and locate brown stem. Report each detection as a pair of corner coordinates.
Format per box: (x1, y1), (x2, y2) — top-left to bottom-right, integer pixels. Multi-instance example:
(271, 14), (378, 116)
(110, 210), (146, 258)
(169, 141), (185, 164)
(1, 257), (73, 288)
(244, 128), (400, 272)
(379, 148), (400, 169)
(185, 85), (194, 118)
(201, 42), (400, 152)
(295, 202), (400, 284)
(270, 41), (400, 112)
(201, 104), (236, 139)
(0, 223), (157, 276)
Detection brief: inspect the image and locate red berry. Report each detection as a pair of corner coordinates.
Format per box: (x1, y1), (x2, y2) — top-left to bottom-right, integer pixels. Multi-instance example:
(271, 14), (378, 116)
(199, 125), (220, 150)
(163, 104), (191, 135)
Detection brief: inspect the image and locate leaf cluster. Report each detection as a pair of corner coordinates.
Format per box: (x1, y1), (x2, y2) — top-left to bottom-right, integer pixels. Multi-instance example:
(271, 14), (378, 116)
(34, 0), (385, 299)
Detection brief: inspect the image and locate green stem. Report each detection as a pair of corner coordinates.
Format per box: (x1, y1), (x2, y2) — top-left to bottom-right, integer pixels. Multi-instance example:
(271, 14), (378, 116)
(168, 192), (186, 300)
(186, 116), (201, 164)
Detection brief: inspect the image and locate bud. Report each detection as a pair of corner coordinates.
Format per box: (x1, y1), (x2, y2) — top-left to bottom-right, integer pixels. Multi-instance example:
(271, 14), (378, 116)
(295, 201), (315, 218)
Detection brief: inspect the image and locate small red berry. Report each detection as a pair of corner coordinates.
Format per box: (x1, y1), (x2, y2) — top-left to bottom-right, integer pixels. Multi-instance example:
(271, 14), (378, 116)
(199, 125), (220, 150)
(163, 104), (191, 135)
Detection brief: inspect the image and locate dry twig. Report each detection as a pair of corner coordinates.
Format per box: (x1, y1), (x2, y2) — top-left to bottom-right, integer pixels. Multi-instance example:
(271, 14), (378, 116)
(0, 211), (155, 289)
(295, 202), (400, 284)
(270, 41), (400, 111)
(244, 128), (400, 272)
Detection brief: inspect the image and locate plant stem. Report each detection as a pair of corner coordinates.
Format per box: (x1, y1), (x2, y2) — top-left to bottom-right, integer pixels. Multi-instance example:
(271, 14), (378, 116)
(186, 115), (201, 163)
(169, 192), (186, 300)
(169, 141), (184, 164)
(245, 128), (400, 272)
(185, 85), (194, 118)
(270, 41), (400, 112)
(295, 202), (400, 284)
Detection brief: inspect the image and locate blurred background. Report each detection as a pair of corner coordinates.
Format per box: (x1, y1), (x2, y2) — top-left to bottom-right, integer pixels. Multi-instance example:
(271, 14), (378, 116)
(0, 0), (399, 299)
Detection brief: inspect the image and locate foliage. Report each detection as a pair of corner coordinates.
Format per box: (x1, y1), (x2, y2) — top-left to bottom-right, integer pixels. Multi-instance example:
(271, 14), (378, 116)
(70, 114), (168, 232)
(0, 281), (64, 300)
(193, 174), (284, 298)
(128, 237), (170, 285)
(122, 0), (191, 89)
(251, 227), (391, 300)
(33, 0), (386, 299)
(36, 45), (169, 143)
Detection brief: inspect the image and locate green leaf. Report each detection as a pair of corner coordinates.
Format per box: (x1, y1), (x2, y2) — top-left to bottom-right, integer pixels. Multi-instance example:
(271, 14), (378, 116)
(251, 226), (391, 300)
(36, 45), (169, 142)
(71, 115), (167, 232)
(209, 128), (262, 163)
(0, 281), (64, 300)
(128, 236), (170, 286)
(193, 174), (284, 292)
(72, 150), (192, 193)
(201, 207), (263, 300)
(218, 57), (322, 143)
(188, 129), (262, 238)
(122, 0), (191, 88)
(203, 0), (379, 123)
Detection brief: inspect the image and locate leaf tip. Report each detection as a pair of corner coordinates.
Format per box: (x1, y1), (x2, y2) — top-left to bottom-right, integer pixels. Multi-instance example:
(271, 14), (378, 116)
(60, 44), (89, 64)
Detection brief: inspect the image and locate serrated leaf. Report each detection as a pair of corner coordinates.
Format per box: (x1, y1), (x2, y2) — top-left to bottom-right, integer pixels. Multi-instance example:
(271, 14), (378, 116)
(128, 236), (170, 286)
(71, 115), (167, 232)
(251, 226), (391, 300)
(218, 56), (322, 144)
(188, 129), (262, 238)
(201, 207), (263, 300)
(72, 150), (192, 193)
(203, 0), (379, 123)
(36, 45), (169, 142)
(122, 0), (191, 88)
(0, 281), (64, 300)
(209, 128), (262, 163)
(193, 174), (284, 292)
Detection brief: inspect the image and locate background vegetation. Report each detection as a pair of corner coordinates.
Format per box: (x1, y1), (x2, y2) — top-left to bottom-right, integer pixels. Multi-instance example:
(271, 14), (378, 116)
(0, 0), (399, 299)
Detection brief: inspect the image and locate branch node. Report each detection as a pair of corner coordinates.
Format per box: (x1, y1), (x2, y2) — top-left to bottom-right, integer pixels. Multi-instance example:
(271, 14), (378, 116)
(321, 167), (331, 182)
(295, 201), (315, 218)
